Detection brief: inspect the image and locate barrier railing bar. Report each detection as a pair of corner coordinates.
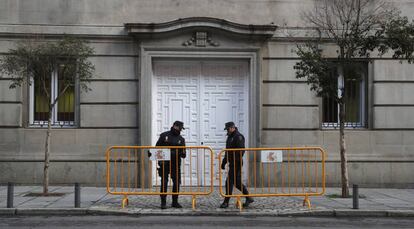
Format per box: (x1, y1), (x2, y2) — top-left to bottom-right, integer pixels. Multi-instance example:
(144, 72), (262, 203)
(260, 152), (264, 194)
(294, 149), (298, 194)
(322, 148), (326, 194)
(315, 149), (318, 193)
(120, 151), (124, 192)
(134, 149), (137, 192)
(281, 151), (285, 193)
(203, 149), (206, 193)
(113, 150), (117, 192)
(155, 156), (158, 189)
(176, 150), (179, 193)
(197, 149), (200, 191)
(308, 150), (312, 193)
(302, 149), (305, 194)
(139, 148), (143, 192)
(128, 149), (131, 192)
(247, 150), (250, 193)
(254, 150), (257, 194)
(267, 157), (270, 193)
(274, 154), (278, 194)
(240, 151), (243, 195)
(287, 151), (291, 194)
(190, 148), (192, 192)
(182, 152), (186, 187)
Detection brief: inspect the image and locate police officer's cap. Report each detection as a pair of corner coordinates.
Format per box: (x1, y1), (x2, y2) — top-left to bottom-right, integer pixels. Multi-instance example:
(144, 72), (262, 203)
(224, 121), (235, 130)
(173, 120), (185, 129)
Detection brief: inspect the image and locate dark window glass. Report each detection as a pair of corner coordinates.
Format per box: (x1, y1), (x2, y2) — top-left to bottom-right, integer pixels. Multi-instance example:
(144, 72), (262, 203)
(322, 97), (338, 124)
(57, 64), (75, 123)
(322, 63), (366, 128)
(34, 76), (50, 122)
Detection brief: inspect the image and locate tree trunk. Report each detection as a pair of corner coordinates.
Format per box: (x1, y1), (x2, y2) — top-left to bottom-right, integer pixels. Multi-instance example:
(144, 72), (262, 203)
(337, 64), (350, 198)
(43, 110), (52, 194)
(339, 100), (350, 198)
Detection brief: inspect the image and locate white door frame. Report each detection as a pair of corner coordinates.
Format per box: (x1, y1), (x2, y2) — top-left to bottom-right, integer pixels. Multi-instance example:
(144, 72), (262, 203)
(139, 48), (260, 186)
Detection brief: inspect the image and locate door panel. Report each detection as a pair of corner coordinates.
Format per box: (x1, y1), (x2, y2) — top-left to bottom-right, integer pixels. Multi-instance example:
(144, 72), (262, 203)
(201, 61), (249, 184)
(153, 61), (200, 185)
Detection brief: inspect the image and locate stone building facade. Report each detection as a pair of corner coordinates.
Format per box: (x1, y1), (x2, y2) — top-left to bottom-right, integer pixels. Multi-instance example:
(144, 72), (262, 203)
(0, 0), (413, 187)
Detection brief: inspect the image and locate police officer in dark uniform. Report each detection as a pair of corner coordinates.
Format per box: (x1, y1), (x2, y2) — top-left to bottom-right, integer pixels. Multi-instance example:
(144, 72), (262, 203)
(156, 120), (186, 209)
(220, 121), (254, 208)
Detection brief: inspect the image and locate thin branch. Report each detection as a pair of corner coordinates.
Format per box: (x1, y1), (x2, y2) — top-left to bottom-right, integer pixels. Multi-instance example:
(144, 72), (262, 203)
(41, 72), (50, 100)
(51, 83), (70, 108)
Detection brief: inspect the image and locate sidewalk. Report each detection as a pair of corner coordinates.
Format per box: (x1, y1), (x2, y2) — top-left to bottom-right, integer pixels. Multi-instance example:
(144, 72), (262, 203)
(1, 186), (414, 217)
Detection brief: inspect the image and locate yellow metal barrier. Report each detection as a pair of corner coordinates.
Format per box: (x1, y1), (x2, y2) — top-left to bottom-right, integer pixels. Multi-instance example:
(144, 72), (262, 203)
(106, 146), (214, 209)
(218, 147), (326, 211)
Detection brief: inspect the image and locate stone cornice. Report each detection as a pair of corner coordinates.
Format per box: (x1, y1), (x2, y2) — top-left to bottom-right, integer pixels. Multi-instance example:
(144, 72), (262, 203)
(125, 17), (277, 37)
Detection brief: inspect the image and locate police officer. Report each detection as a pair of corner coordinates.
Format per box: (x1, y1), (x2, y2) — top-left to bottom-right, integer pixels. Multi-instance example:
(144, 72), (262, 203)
(156, 120), (186, 209)
(220, 121), (254, 208)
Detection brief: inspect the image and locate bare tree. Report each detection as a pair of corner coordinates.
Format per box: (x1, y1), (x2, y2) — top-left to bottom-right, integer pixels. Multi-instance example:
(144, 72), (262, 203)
(0, 36), (95, 194)
(295, 0), (414, 197)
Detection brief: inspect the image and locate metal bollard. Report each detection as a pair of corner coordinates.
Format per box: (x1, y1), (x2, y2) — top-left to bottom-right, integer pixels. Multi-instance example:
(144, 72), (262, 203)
(352, 184), (359, 209)
(7, 182), (14, 208)
(74, 183), (81, 208)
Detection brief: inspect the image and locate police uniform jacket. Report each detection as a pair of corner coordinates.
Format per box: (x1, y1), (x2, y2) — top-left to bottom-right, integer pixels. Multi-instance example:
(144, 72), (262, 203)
(222, 128), (245, 167)
(156, 127), (186, 167)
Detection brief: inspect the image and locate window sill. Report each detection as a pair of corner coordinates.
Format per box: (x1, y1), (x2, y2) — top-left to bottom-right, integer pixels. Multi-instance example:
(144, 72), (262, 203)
(28, 126), (77, 129)
(29, 122), (77, 128)
(322, 123), (366, 130)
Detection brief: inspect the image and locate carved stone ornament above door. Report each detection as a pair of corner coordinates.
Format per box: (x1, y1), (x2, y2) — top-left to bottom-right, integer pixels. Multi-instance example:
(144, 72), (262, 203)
(182, 31), (219, 47)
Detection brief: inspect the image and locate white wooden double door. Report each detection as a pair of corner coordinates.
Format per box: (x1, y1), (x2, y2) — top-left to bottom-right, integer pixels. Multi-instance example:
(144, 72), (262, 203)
(152, 59), (249, 186)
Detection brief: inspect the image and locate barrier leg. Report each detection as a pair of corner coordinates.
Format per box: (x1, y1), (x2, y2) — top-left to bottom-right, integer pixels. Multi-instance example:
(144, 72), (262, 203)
(192, 195), (196, 210)
(303, 195), (311, 209)
(236, 197), (242, 211)
(122, 195), (129, 208)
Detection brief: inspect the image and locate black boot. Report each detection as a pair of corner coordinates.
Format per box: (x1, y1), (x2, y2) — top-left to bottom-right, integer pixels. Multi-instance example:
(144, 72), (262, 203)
(160, 197), (167, 209)
(172, 202), (183, 208)
(172, 196), (182, 208)
(220, 200), (229, 208)
(243, 197), (254, 208)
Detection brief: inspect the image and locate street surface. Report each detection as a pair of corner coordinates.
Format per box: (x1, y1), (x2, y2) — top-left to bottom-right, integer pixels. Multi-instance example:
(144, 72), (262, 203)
(1, 216), (414, 228)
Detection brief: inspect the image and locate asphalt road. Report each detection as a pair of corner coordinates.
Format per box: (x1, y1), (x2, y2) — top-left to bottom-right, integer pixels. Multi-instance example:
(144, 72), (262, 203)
(1, 215), (414, 228)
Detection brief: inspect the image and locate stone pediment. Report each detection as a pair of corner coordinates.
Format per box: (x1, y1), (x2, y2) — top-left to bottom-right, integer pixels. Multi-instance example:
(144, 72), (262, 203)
(124, 17), (276, 38)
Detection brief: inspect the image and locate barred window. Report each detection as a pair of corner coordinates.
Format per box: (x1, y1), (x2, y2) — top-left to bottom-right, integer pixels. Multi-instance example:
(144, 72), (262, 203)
(29, 63), (76, 127)
(322, 63), (367, 129)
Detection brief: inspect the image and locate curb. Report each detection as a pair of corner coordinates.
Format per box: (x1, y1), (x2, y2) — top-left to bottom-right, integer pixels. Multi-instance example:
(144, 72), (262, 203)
(278, 210), (334, 217)
(1, 208), (414, 217)
(387, 210), (414, 217)
(334, 210), (387, 217)
(87, 209), (135, 216)
(0, 208), (16, 216)
(15, 208), (88, 216)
